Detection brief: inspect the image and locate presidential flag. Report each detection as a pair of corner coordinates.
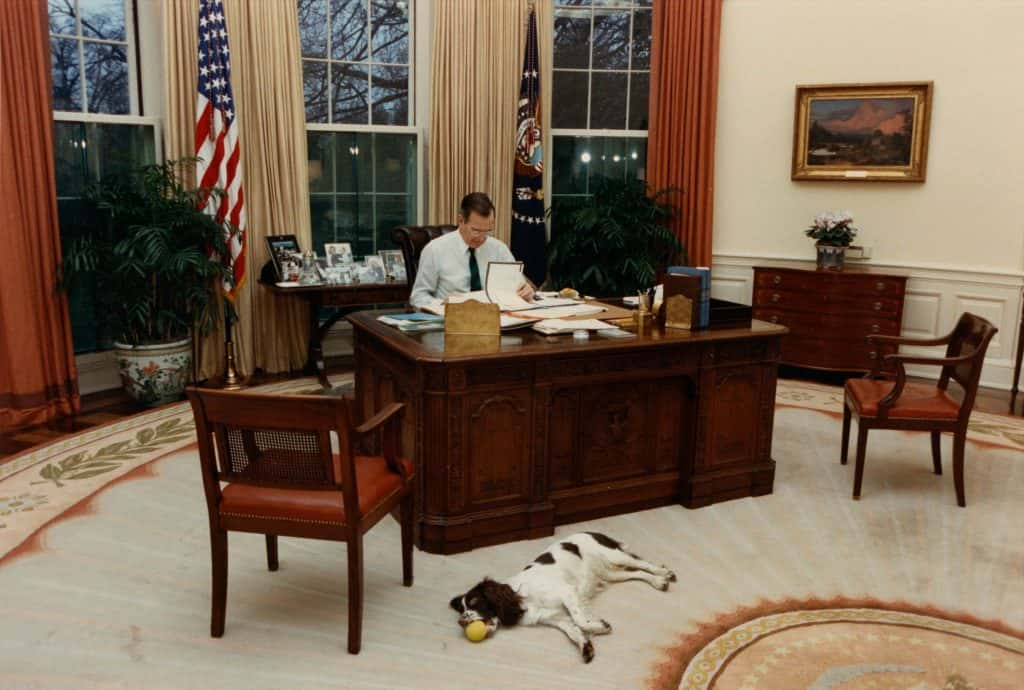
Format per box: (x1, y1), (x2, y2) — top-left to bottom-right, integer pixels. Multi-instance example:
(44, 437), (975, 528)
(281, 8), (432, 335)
(195, 0), (246, 301)
(511, 6), (546, 286)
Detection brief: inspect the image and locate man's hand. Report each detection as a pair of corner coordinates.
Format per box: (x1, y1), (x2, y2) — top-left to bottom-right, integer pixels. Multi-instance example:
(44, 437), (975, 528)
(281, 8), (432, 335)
(516, 281), (535, 300)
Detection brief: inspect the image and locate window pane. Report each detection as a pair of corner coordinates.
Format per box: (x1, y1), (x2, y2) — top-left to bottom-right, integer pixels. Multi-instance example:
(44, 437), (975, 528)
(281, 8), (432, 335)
(332, 63), (368, 124)
(337, 194), (375, 257)
(84, 41), (129, 114)
(590, 72), (627, 128)
(371, 0), (409, 64)
(374, 133), (416, 193)
(553, 11), (590, 69)
(48, 0), (77, 35)
(375, 193), (414, 252)
(552, 70), (588, 129)
(306, 131), (336, 193)
(591, 11), (630, 70)
(298, 0), (328, 58)
(631, 9), (651, 69)
(51, 37), (82, 111)
(334, 132), (372, 194)
(555, 0), (591, 6)
(371, 64), (408, 125)
(54, 122), (157, 353)
(551, 136), (590, 195)
(628, 71), (649, 129)
(303, 60), (328, 122)
(331, 0), (369, 62)
(80, 0), (125, 41)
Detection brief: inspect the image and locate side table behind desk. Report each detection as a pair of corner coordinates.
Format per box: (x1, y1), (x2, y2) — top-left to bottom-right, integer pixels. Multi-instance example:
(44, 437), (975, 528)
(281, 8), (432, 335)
(264, 280), (408, 388)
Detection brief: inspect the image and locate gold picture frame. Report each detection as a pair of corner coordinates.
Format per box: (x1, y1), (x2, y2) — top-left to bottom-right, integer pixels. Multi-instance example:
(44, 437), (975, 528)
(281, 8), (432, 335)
(792, 82), (933, 182)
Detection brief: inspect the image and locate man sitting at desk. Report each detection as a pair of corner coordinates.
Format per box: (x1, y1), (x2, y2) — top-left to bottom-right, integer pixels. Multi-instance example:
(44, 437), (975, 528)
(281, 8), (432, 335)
(409, 192), (535, 309)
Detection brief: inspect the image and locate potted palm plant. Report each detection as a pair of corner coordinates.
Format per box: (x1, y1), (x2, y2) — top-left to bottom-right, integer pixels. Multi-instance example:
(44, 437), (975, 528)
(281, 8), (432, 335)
(548, 176), (682, 296)
(61, 159), (231, 405)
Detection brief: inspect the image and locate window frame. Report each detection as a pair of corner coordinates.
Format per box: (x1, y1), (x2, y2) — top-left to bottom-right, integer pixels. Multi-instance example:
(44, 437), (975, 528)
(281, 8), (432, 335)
(300, 0), (425, 250)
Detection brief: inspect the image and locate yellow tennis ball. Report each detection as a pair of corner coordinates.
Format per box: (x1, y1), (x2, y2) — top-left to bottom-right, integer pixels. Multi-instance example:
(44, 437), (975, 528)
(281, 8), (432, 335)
(464, 620), (488, 643)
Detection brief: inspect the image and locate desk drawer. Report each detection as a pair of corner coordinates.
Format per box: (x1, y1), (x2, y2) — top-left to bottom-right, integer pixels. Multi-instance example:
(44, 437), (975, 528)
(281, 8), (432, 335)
(753, 308), (900, 338)
(753, 289), (901, 317)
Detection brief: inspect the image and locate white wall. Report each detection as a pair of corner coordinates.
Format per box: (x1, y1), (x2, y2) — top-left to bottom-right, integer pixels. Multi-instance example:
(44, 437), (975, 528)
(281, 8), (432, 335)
(711, 0), (1024, 390)
(714, 0), (1024, 273)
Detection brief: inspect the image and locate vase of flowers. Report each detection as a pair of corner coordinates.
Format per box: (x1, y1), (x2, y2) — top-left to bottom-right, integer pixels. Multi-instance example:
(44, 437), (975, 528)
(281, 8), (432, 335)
(805, 210), (857, 270)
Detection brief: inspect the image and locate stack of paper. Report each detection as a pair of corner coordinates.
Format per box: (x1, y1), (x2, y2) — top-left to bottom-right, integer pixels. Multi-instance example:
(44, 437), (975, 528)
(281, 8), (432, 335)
(532, 318), (610, 335)
(516, 303), (605, 319)
(378, 313), (445, 332)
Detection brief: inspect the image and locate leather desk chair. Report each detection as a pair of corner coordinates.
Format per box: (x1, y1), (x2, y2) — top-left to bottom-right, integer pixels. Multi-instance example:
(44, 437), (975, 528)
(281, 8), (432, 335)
(186, 387), (415, 653)
(841, 312), (997, 507)
(390, 224), (457, 300)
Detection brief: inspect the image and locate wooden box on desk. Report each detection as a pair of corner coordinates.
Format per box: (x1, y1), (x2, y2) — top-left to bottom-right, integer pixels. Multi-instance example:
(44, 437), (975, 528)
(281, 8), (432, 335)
(660, 273), (703, 329)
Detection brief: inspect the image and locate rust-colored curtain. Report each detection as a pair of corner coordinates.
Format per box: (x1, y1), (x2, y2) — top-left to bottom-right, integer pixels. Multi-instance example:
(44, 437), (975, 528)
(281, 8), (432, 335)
(0, 0), (80, 428)
(647, 0), (723, 267)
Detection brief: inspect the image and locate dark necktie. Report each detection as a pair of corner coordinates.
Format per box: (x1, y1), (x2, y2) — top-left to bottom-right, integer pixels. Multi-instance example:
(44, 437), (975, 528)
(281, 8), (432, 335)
(468, 247), (482, 291)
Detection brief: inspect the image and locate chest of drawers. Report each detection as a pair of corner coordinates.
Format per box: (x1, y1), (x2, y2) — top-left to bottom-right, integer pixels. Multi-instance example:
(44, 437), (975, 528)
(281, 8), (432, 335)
(752, 265), (908, 372)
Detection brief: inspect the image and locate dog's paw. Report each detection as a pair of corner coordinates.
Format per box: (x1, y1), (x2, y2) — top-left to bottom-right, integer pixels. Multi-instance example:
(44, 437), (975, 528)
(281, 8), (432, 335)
(597, 619), (612, 634)
(582, 640), (594, 663)
(665, 569), (677, 583)
(654, 576), (670, 591)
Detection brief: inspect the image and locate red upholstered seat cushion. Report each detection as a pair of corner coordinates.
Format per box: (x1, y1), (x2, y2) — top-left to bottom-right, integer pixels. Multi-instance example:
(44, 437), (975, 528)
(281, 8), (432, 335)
(219, 456), (414, 525)
(845, 379), (960, 420)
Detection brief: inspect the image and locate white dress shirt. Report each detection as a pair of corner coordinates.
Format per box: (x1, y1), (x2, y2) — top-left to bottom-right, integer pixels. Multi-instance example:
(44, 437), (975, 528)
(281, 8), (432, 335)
(409, 230), (516, 309)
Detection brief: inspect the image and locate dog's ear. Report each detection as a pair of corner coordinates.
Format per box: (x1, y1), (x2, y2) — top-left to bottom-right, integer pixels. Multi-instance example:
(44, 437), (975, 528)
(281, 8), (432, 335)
(480, 578), (524, 626)
(449, 595), (465, 613)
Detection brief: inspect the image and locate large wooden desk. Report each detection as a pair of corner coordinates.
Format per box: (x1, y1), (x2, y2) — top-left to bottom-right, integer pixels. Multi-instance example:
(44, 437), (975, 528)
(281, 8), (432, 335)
(349, 310), (788, 554)
(266, 281), (406, 387)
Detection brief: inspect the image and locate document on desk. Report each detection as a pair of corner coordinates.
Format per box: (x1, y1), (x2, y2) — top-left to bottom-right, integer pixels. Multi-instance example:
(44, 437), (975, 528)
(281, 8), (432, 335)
(516, 303), (605, 319)
(532, 318), (610, 335)
(485, 262), (534, 311)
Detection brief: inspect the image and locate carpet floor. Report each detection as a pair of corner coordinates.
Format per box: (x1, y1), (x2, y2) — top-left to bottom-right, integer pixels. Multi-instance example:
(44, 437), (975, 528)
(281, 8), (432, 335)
(0, 377), (1021, 690)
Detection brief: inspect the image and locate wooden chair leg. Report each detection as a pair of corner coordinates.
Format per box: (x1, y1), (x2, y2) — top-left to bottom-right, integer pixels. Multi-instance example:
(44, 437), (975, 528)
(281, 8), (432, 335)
(840, 403), (852, 465)
(347, 536), (364, 654)
(852, 425), (869, 500)
(400, 493), (414, 587)
(265, 534), (279, 572)
(210, 528), (228, 638)
(953, 432), (967, 507)
(930, 431), (942, 475)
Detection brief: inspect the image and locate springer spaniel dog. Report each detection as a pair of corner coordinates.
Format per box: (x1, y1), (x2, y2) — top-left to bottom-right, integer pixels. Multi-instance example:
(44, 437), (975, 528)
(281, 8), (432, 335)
(449, 532), (676, 663)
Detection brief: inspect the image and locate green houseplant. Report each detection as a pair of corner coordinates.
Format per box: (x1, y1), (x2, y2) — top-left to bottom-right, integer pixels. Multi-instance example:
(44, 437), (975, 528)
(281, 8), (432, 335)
(547, 176), (683, 297)
(61, 159), (231, 405)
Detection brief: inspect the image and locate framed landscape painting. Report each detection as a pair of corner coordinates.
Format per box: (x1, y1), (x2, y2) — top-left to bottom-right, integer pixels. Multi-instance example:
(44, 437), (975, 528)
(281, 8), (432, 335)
(792, 82), (933, 182)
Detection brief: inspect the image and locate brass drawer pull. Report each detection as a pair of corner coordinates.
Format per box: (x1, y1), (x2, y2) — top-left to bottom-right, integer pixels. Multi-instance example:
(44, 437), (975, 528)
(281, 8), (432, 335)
(871, 324), (880, 333)
(772, 275), (782, 285)
(771, 293), (781, 303)
(770, 315), (779, 323)
(873, 302), (882, 311)
(868, 351), (877, 359)
(876, 281), (886, 291)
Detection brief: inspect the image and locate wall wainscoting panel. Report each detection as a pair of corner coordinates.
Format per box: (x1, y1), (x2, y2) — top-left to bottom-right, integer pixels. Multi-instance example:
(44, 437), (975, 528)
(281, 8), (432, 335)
(712, 254), (1023, 390)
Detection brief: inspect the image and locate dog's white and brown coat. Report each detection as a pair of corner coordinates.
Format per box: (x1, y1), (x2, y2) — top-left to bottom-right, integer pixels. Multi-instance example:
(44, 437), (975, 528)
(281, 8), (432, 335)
(449, 532), (675, 662)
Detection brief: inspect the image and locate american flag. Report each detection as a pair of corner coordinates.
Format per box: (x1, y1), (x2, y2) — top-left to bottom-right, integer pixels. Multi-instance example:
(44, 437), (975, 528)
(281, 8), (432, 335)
(195, 0), (245, 301)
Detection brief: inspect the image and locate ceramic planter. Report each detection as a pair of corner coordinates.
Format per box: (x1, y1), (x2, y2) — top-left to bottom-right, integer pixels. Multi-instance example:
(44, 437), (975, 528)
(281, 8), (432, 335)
(114, 338), (193, 406)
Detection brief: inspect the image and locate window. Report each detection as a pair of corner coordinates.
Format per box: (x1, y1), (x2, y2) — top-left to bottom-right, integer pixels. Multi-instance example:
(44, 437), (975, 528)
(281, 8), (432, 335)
(48, 0), (159, 353)
(48, 0), (136, 114)
(551, 0), (651, 131)
(550, 0), (651, 216)
(299, 0), (419, 260)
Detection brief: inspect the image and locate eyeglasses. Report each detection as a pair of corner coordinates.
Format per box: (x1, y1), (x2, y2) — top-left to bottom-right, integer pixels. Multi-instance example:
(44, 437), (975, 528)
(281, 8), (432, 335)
(468, 227), (493, 237)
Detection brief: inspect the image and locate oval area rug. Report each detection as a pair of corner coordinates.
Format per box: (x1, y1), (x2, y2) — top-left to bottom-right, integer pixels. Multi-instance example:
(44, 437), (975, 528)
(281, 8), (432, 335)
(652, 599), (1024, 690)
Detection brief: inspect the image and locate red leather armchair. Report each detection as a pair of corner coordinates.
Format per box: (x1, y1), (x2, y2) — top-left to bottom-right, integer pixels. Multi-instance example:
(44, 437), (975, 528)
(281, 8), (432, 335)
(186, 387), (415, 653)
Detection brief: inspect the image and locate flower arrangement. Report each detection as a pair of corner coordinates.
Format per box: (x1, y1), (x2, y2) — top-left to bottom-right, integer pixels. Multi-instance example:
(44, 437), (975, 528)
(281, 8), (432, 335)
(805, 210), (858, 247)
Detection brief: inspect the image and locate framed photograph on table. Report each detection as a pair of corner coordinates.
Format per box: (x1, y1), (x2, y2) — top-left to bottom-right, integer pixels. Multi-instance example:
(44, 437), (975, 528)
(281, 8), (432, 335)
(792, 82), (933, 182)
(265, 234), (301, 281)
(378, 249), (406, 280)
(363, 255), (386, 283)
(324, 242), (353, 267)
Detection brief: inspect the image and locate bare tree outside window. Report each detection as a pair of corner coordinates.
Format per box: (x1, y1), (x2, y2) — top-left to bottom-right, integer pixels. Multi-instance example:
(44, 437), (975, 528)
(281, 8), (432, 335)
(48, 0), (131, 114)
